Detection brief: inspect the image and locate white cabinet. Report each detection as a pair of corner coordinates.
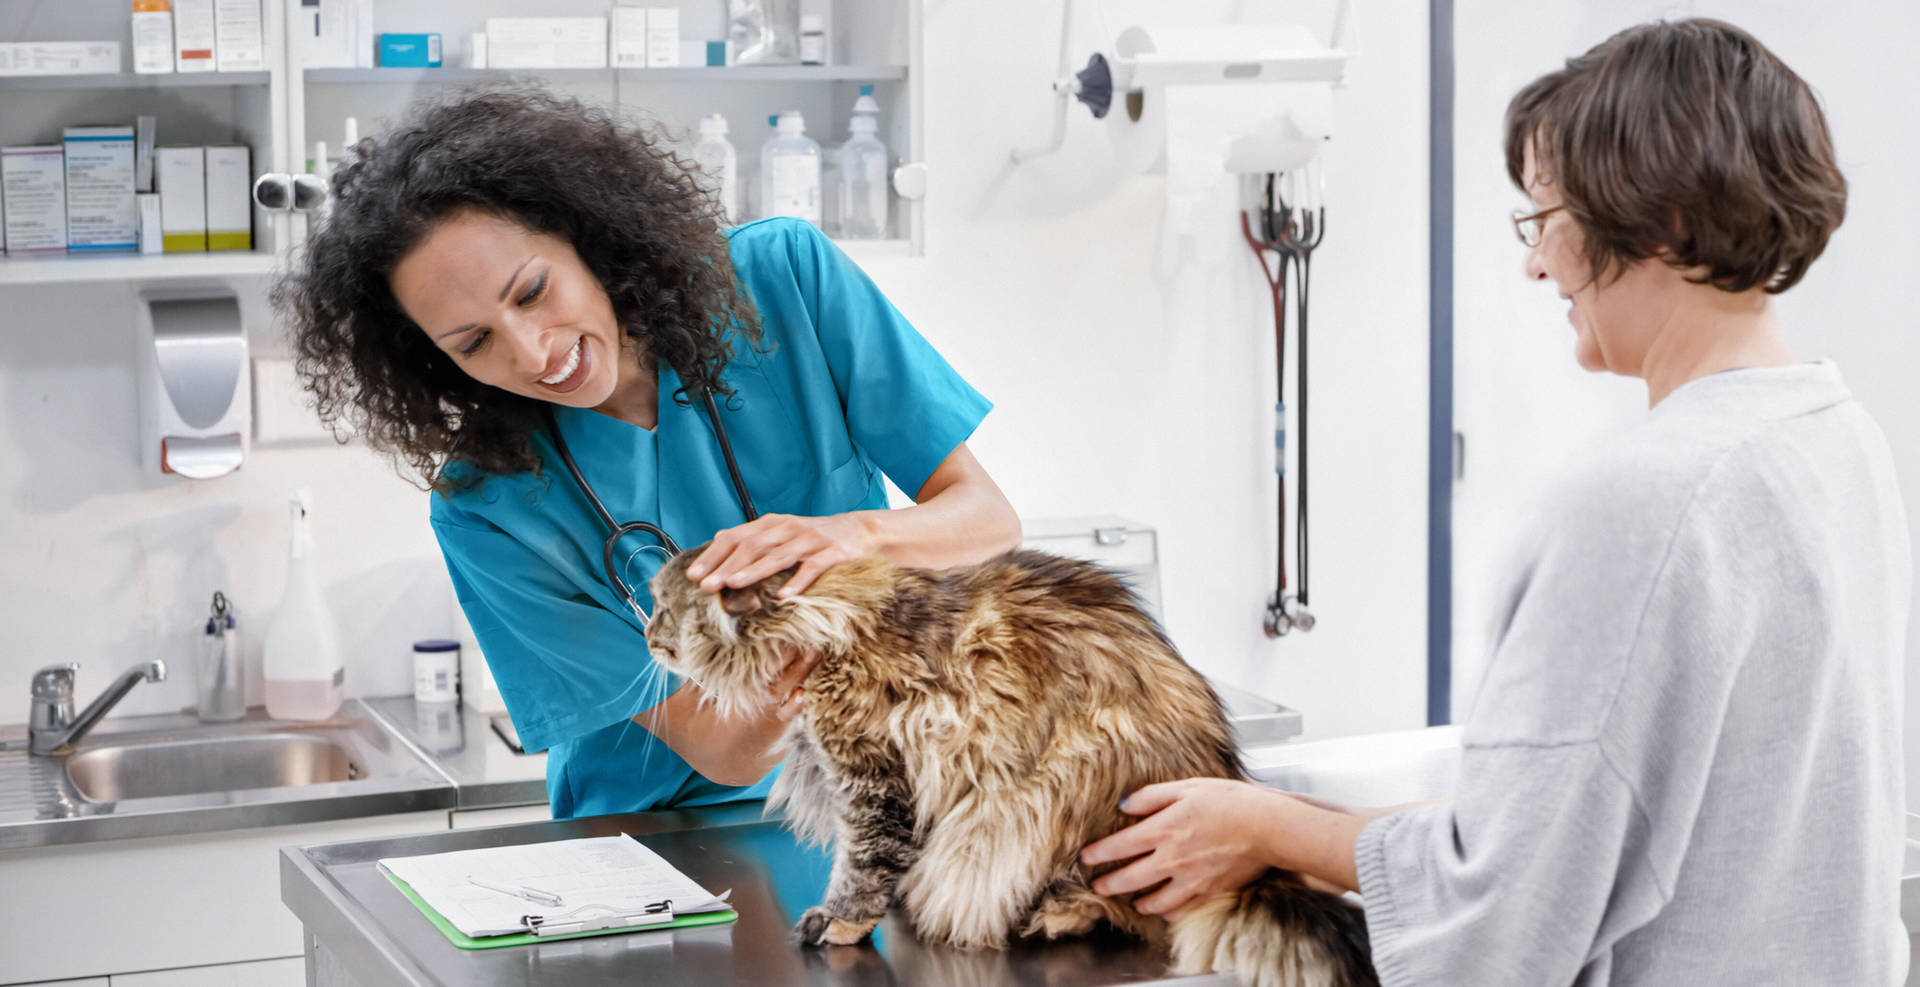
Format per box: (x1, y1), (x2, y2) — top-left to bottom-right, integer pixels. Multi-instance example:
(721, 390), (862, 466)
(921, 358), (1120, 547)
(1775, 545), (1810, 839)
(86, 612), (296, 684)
(0, 812), (445, 986)
(449, 802), (552, 830)
(110, 957), (302, 986)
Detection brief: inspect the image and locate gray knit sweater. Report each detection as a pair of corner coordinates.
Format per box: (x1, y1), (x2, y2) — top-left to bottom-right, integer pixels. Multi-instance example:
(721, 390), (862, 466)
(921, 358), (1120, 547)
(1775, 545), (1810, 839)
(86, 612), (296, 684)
(1357, 361), (1912, 985)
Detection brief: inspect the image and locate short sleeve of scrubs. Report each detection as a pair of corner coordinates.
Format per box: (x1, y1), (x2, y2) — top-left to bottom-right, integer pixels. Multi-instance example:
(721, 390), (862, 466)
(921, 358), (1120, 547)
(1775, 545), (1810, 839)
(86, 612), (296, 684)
(428, 217), (991, 816)
(745, 217), (992, 498)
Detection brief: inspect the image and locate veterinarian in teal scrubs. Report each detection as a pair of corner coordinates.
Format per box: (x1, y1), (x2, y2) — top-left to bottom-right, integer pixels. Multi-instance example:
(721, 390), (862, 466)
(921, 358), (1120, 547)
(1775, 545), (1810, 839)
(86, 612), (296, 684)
(277, 91), (1021, 819)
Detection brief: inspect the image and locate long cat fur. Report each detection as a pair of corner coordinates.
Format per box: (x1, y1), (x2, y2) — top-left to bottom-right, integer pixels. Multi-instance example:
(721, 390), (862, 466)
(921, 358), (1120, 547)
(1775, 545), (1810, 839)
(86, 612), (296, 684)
(645, 547), (1376, 987)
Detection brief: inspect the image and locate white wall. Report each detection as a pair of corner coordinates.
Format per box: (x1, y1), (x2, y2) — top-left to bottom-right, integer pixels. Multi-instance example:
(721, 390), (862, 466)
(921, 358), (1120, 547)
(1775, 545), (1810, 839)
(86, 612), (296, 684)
(856, 0), (1434, 739)
(0, 0), (1435, 741)
(1450, 0), (1920, 791)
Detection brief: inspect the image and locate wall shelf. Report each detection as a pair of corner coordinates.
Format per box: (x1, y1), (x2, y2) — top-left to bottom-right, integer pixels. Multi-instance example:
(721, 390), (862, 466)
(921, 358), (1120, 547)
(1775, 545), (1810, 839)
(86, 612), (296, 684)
(0, 250), (280, 286)
(0, 71), (271, 91)
(304, 65), (908, 84)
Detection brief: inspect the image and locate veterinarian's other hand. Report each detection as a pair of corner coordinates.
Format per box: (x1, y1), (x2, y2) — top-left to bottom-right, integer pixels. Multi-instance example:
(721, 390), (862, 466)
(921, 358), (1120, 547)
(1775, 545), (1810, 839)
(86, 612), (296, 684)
(685, 512), (876, 599)
(766, 648), (821, 722)
(1080, 779), (1288, 918)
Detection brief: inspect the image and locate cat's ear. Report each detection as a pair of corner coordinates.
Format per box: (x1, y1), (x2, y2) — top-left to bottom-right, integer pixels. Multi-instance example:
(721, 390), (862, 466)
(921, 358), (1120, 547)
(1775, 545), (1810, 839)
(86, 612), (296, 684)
(720, 584), (764, 617)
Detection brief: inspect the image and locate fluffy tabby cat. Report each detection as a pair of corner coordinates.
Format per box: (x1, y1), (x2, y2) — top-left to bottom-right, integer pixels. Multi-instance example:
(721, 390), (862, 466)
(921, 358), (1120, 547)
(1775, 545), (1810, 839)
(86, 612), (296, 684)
(645, 546), (1376, 987)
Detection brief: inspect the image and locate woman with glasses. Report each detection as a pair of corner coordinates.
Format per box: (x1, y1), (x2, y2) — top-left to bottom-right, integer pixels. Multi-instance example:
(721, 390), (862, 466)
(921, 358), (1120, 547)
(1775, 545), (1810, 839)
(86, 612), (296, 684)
(1083, 19), (1909, 984)
(276, 89), (1019, 819)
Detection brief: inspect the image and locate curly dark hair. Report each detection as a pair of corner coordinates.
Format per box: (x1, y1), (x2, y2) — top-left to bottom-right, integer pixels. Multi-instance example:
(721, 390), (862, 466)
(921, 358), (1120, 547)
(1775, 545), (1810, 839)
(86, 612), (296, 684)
(272, 86), (762, 492)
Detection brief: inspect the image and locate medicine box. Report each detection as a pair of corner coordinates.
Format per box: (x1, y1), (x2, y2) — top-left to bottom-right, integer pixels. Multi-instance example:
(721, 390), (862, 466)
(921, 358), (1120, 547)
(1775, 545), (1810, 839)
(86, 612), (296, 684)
(2, 146), (68, 253)
(204, 145), (252, 251)
(137, 193), (163, 253)
(378, 33), (442, 68)
(173, 0), (216, 73)
(0, 42), (123, 76)
(155, 146), (206, 252)
(611, 7), (646, 69)
(645, 8), (680, 68)
(486, 18), (607, 69)
(63, 126), (138, 252)
(133, 1), (174, 74)
(0, 42), (121, 76)
(214, 0), (266, 71)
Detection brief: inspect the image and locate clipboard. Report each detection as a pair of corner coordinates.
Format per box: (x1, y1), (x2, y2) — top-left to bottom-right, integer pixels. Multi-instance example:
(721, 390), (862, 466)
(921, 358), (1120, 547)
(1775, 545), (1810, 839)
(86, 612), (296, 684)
(385, 871), (738, 950)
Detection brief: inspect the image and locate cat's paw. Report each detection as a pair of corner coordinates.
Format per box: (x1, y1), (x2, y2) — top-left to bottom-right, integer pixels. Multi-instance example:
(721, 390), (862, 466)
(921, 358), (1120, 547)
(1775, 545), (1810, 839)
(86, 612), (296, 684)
(792, 906), (879, 947)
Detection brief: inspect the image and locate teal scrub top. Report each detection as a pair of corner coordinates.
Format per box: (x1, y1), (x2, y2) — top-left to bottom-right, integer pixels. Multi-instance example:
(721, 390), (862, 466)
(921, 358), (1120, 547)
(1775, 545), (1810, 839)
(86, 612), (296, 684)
(430, 218), (992, 819)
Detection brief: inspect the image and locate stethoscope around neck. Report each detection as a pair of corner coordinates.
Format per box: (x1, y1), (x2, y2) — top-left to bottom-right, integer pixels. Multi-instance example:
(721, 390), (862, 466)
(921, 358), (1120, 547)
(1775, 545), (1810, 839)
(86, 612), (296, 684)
(543, 388), (758, 628)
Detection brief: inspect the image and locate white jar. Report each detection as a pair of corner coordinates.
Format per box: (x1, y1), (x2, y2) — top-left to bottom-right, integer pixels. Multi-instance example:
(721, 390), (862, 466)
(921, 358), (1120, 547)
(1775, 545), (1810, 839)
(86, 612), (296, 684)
(799, 14), (825, 65)
(412, 639), (460, 704)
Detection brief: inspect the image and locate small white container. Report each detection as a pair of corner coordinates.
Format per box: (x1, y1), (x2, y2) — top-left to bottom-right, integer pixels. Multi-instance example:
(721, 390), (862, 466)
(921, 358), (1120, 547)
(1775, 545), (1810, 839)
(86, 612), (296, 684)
(799, 14), (824, 65)
(412, 639), (460, 704)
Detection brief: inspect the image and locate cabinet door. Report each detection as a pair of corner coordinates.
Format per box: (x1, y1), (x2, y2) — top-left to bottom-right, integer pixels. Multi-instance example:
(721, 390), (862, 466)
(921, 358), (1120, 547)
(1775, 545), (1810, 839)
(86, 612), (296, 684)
(111, 957), (303, 986)
(450, 802), (553, 830)
(0, 812), (446, 985)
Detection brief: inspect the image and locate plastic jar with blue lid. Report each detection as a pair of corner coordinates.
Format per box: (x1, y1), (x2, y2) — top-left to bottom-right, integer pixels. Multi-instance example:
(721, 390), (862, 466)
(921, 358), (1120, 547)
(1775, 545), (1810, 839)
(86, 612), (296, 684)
(412, 639), (461, 704)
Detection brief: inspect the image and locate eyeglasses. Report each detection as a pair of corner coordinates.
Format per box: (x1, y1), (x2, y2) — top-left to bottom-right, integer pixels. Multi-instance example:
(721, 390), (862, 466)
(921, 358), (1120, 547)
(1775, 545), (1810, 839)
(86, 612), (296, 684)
(1510, 205), (1566, 247)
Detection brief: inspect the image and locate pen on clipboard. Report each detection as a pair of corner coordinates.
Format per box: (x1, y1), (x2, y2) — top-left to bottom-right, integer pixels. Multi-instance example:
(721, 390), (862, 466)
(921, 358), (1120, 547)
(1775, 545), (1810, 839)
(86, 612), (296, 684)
(466, 874), (564, 907)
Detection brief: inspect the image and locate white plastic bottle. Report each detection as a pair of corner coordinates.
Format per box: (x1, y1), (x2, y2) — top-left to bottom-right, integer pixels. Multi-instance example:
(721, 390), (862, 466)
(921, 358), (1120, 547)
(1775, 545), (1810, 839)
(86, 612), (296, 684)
(760, 110), (821, 225)
(263, 489), (345, 721)
(691, 114), (739, 225)
(836, 86), (889, 239)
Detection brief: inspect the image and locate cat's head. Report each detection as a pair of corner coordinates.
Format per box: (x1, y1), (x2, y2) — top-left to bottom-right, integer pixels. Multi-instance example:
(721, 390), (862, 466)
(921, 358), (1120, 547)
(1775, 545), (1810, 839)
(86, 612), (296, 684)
(644, 544), (885, 717)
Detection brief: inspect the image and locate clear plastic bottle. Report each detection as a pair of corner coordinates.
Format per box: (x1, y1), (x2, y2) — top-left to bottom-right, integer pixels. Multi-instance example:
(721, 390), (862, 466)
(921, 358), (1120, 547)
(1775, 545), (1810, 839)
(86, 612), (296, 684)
(262, 489), (345, 721)
(691, 114), (739, 225)
(836, 86), (889, 239)
(743, 114), (777, 222)
(760, 110), (821, 225)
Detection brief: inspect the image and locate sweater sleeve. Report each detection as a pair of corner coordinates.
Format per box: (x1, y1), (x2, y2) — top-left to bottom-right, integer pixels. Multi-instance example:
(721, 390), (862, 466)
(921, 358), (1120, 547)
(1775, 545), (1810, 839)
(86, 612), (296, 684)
(1355, 744), (1667, 986)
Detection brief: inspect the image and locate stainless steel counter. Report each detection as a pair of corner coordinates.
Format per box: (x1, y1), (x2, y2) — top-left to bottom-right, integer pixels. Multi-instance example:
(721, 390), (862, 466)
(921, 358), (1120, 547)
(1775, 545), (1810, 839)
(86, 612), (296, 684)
(279, 723), (1920, 985)
(277, 729), (1460, 987)
(359, 696), (548, 810)
(281, 802), (1234, 987)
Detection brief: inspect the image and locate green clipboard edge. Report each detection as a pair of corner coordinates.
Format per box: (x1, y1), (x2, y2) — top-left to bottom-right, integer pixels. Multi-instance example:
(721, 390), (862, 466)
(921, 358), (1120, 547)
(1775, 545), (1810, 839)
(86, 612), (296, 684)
(384, 871), (739, 950)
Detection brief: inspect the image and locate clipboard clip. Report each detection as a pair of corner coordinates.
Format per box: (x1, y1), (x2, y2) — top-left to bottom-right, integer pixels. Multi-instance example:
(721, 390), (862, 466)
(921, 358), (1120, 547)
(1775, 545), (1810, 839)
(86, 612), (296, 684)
(523, 899), (675, 937)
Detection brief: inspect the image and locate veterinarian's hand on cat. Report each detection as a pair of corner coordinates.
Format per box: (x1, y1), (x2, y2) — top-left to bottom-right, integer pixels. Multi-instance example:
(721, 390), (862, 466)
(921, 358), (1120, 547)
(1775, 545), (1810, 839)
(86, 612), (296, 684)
(685, 512), (876, 599)
(1081, 779), (1366, 918)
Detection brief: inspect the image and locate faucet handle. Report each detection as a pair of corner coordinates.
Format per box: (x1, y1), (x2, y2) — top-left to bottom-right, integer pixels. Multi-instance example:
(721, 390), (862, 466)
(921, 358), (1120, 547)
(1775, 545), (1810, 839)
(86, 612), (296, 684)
(31, 664), (78, 703)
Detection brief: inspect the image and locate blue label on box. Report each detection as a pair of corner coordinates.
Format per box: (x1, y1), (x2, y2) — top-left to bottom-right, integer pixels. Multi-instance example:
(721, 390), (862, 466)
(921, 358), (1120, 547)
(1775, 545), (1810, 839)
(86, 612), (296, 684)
(379, 33), (442, 68)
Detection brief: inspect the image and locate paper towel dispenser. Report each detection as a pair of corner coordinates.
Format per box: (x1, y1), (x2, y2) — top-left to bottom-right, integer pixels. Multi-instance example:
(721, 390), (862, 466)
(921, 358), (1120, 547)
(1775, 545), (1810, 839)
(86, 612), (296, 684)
(138, 290), (250, 479)
(1009, 1), (1353, 165)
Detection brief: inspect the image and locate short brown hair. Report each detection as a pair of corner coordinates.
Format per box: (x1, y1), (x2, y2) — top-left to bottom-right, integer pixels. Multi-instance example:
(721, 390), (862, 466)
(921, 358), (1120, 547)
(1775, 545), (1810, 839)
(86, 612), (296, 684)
(1505, 18), (1846, 294)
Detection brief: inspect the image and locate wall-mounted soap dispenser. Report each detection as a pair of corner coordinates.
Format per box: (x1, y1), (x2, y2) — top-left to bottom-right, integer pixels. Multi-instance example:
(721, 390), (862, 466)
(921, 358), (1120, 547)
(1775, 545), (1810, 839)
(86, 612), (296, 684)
(138, 289), (250, 479)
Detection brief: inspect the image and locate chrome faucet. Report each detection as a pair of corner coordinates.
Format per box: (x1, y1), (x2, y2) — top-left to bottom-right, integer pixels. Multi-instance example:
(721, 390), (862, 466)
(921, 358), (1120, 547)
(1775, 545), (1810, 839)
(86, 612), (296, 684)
(29, 660), (167, 756)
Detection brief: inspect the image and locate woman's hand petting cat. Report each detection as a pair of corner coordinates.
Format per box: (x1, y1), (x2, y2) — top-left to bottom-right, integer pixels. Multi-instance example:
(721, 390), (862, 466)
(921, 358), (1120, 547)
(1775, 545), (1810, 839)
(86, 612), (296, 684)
(685, 512), (877, 600)
(1079, 779), (1290, 918)
(1080, 778), (1369, 917)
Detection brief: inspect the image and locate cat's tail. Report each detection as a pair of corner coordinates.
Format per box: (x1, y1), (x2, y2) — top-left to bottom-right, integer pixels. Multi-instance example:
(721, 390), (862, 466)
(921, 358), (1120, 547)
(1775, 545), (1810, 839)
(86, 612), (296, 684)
(1165, 870), (1378, 987)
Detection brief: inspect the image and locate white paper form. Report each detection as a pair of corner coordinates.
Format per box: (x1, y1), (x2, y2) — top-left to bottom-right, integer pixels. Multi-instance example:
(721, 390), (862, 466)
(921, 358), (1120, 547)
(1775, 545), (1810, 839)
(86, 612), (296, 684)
(378, 835), (730, 938)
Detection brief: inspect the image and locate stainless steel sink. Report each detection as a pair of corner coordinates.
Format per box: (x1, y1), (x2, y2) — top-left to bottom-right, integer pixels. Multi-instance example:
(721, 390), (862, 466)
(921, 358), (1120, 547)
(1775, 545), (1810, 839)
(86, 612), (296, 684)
(64, 733), (364, 803)
(0, 702), (458, 848)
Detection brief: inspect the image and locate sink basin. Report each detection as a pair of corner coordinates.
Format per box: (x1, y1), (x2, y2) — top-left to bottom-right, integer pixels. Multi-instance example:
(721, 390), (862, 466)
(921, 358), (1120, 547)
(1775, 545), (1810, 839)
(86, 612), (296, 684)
(64, 733), (363, 803)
